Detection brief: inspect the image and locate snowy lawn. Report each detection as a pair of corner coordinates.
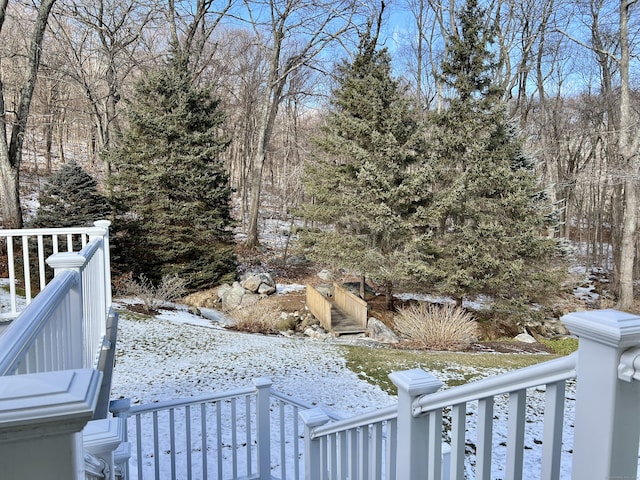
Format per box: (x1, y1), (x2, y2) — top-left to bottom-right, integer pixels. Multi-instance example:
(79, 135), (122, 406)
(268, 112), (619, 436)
(111, 302), (580, 479)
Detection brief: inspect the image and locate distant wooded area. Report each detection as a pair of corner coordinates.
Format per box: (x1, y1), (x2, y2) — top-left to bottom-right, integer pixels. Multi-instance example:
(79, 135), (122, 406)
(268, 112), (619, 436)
(0, 0), (638, 312)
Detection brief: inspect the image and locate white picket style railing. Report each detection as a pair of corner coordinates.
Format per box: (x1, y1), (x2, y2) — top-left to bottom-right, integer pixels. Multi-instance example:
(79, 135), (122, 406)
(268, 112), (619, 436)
(0, 221), (122, 480)
(0, 221), (111, 320)
(111, 378), (342, 480)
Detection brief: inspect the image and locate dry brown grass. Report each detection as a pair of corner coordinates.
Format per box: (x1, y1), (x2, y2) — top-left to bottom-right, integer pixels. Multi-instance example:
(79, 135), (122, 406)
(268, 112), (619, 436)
(394, 303), (478, 350)
(229, 301), (283, 334)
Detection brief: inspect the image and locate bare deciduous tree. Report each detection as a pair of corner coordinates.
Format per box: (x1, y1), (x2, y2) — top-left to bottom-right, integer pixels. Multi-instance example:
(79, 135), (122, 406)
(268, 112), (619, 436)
(241, 0), (362, 248)
(0, 0), (57, 228)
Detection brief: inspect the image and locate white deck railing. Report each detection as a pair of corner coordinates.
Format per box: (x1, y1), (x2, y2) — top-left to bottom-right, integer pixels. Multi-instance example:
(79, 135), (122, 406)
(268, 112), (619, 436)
(110, 378), (343, 480)
(0, 221), (121, 480)
(0, 221), (112, 374)
(0, 221), (111, 320)
(300, 310), (640, 480)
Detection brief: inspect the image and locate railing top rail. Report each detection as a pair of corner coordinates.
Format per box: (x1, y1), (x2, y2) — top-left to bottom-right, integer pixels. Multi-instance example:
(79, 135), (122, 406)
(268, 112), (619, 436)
(0, 270), (78, 375)
(78, 237), (103, 263)
(414, 352), (578, 415)
(310, 404), (398, 439)
(0, 225), (108, 238)
(270, 388), (344, 421)
(127, 386), (257, 415)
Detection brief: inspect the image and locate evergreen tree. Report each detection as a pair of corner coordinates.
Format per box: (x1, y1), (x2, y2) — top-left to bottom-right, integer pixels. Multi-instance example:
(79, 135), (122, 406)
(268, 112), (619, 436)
(31, 161), (110, 228)
(108, 51), (236, 289)
(421, 0), (559, 318)
(299, 18), (428, 308)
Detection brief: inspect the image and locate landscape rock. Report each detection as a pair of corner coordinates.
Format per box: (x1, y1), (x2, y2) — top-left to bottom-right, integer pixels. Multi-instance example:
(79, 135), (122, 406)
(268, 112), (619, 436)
(515, 333), (537, 344)
(241, 273), (276, 294)
(303, 325), (331, 340)
(221, 283), (246, 311)
(257, 282), (277, 295)
(216, 284), (232, 301)
(240, 292), (262, 308)
(317, 269), (333, 281)
(314, 284), (334, 297)
(367, 317), (399, 344)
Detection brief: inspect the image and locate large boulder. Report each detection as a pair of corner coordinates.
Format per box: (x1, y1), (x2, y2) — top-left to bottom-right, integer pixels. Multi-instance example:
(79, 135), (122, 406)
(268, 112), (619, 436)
(314, 284), (334, 297)
(241, 273), (276, 295)
(240, 292), (262, 308)
(217, 284), (233, 301)
(514, 333), (537, 344)
(317, 269), (333, 281)
(221, 282), (246, 311)
(367, 317), (399, 344)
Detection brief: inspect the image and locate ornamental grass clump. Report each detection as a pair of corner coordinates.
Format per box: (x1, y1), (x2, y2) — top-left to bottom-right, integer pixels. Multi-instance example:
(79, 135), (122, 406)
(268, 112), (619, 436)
(230, 302), (281, 334)
(394, 303), (478, 351)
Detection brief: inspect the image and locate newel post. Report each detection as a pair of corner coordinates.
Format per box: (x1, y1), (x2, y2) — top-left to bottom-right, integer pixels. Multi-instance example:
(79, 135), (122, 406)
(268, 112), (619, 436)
(92, 220), (112, 312)
(0, 369), (102, 479)
(254, 377), (272, 479)
(47, 252), (87, 367)
(563, 309), (640, 480)
(390, 368), (443, 480)
(300, 407), (331, 480)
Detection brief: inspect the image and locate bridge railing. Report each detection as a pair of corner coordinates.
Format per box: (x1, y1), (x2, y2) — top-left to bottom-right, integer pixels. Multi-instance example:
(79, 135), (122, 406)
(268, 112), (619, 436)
(333, 283), (368, 328)
(306, 285), (332, 331)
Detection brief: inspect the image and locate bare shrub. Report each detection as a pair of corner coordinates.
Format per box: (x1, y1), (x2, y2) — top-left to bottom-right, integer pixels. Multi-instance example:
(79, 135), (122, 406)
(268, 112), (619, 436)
(123, 273), (187, 314)
(394, 303), (478, 350)
(229, 301), (282, 334)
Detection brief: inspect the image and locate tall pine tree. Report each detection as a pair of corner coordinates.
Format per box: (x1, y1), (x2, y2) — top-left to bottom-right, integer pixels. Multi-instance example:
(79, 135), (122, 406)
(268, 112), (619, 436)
(299, 15), (428, 308)
(421, 0), (560, 319)
(108, 51), (236, 289)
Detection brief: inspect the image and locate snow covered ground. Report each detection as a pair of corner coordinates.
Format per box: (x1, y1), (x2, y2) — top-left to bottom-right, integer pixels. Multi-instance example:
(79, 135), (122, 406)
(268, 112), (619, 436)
(111, 301), (579, 479)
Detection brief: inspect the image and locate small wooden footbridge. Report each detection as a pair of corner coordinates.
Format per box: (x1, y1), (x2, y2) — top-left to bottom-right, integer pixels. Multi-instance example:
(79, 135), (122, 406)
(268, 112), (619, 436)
(305, 283), (369, 335)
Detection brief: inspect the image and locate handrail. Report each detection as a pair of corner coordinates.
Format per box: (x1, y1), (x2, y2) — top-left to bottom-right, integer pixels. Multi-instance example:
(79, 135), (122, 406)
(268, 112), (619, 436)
(310, 404), (397, 438)
(0, 225), (107, 237)
(334, 283), (368, 327)
(306, 285), (332, 331)
(414, 352), (577, 415)
(127, 386), (257, 415)
(0, 270), (79, 375)
(0, 221), (110, 318)
(271, 388), (344, 421)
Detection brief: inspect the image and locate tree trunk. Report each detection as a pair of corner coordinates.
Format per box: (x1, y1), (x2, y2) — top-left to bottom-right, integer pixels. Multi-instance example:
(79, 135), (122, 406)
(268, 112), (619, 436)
(616, 0), (638, 311)
(0, 154), (22, 229)
(0, 0), (57, 228)
(384, 282), (394, 310)
(245, 109), (269, 248)
(245, 34), (287, 249)
(618, 178), (637, 310)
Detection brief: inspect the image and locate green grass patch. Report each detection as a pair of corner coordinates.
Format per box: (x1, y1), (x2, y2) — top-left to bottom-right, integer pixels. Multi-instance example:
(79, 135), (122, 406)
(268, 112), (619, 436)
(342, 345), (558, 395)
(116, 308), (154, 322)
(540, 337), (579, 356)
(1, 283), (27, 298)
